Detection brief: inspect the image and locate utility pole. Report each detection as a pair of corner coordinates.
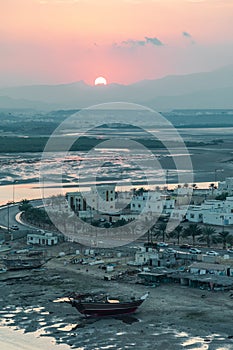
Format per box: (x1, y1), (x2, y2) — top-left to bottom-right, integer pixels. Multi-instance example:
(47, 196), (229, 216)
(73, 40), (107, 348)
(166, 170), (169, 187)
(12, 180), (17, 203)
(7, 202), (10, 233)
(42, 176), (45, 199)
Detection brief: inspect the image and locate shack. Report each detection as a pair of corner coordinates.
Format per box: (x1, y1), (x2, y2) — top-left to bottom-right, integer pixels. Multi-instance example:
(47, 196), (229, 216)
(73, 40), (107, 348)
(189, 262), (231, 276)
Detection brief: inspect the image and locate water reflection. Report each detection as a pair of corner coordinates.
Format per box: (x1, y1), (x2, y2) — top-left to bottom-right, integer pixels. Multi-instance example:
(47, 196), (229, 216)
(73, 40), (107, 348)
(0, 303), (233, 350)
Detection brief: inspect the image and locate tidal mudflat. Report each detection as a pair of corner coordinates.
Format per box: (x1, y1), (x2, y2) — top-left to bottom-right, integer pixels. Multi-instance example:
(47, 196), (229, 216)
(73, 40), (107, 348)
(0, 259), (233, 349)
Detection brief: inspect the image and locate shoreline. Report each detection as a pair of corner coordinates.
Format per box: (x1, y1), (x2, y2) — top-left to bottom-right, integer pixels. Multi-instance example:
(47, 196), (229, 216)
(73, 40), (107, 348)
(0, 327), (70, 350)
(0, 180), (216, 206)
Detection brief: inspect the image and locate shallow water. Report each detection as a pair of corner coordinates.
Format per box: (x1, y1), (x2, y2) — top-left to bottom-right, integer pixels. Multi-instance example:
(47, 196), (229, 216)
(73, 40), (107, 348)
(0, 303), (232, 350)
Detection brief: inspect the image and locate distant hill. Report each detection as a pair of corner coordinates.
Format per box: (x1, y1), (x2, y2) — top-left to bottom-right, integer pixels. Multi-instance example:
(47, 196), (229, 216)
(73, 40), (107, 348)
(145, 86), (233, 110)
(0, 95), (51, 110)
(0, 65), (233, 110)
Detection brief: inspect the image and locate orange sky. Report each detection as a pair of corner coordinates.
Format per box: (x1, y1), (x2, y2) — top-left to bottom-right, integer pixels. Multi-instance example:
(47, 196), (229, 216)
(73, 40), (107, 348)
(1, 0), (233, 86)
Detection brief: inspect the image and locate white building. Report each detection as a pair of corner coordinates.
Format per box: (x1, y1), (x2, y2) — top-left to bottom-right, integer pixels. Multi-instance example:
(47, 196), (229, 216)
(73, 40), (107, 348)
(186, 196), (233, 226)
(218, 177), (233, 195)
(186, 206), (204, 223)
(203, 212), (233, 226)
(130, 191), (175, 216)
(27, 231), (58, 246)
(129, 246), (159, 266)
(66, 185), (116, 217)
(170, 207), (187, 222)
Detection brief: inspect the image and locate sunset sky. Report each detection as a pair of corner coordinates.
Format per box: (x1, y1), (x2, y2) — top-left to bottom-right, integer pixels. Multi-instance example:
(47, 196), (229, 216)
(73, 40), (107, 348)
(1, 0), (233, 86)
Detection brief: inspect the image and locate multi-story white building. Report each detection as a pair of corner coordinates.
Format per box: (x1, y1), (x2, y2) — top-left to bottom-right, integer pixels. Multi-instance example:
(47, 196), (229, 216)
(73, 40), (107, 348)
(186, 206), (204, 223)
(130, 191), (175, 216)
(218, 177), (233, 195)
(186, 196), (233, 226)
(66, 185), (116, 218)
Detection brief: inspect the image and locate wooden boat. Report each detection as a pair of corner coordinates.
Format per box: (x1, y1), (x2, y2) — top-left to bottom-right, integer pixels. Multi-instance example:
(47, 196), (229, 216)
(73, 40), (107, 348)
(69, 292), (149, 317)
(2, 256), (44, 270)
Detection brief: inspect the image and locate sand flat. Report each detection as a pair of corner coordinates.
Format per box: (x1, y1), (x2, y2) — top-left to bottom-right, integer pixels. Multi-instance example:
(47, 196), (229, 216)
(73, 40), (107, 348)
(0, 327), (70, 350)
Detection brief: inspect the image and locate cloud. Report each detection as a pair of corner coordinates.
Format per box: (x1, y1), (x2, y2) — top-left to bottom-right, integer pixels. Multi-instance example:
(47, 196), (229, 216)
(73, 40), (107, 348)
(183, 31), (192, 38)
(182, 31), (195, 44)
(121, 36), (164, 48)
(145, 37), (163, 46)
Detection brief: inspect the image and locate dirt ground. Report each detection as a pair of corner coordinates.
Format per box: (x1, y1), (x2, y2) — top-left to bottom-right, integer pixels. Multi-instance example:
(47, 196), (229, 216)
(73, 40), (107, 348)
(0, 256), (233, 349)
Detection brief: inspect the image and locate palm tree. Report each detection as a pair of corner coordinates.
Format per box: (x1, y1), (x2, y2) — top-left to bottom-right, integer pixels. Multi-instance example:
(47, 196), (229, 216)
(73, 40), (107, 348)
(146, 228), (154, 245)
(209, 183), (217, 197)
(171, 225), (183, 245)
(198, 226), (216, 248)
(183, 223), (202, 246)
(19, 199), (32, 212)
(155, 222), (167, 242)
(134, 187), (147, 196)
(218, 231), (233, 249)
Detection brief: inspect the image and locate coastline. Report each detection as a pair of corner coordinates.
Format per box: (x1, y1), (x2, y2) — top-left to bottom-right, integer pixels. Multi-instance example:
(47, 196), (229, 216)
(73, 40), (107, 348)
(0, 180), (216, 206)
(0, 327), (70, 350)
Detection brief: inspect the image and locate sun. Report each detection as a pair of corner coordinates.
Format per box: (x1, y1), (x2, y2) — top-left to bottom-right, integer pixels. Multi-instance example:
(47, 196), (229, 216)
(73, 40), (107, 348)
(94, 76), (107, 86)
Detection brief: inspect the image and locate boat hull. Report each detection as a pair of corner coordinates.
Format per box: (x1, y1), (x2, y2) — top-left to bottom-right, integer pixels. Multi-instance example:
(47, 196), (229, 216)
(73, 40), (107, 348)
(72, 299), (144, 317)
(2, 258), (43, 270)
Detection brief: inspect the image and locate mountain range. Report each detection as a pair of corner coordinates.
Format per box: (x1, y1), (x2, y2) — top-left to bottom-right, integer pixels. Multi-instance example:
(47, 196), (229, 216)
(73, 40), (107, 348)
(0, 65), (232, 110)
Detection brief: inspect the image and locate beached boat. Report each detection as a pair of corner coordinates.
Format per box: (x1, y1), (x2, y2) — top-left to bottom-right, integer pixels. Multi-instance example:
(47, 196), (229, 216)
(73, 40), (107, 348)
(2, 256), (44, 270)
(69, 292), (149, 317)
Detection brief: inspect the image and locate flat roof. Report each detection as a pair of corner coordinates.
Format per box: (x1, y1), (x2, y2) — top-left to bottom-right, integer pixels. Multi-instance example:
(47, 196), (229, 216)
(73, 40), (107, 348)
(189, 262), (230, 271)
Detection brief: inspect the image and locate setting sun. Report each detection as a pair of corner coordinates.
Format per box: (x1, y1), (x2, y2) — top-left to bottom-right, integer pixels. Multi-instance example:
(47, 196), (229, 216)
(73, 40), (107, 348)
(94, 76), (107, 86)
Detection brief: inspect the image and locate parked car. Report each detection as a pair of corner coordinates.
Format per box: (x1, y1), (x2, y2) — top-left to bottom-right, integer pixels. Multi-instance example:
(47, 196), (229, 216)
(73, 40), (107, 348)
(165, 248), (177, 254)
(179, 244), (191, 249)
(10, 225), (19, 230)
(206, 250), (219, 256)
(227, 248), (233, 254)
(189, 248), (202, 254)
(157, 242), (169, 247)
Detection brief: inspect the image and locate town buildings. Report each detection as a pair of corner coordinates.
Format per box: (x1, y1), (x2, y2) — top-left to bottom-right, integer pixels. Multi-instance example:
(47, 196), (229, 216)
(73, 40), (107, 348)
(186, 196), (233, 226)
(65, 177), (233, 228)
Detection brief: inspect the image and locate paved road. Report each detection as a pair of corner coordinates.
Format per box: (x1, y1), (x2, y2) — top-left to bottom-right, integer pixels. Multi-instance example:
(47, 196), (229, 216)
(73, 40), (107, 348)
(0, 204), (25, 230)
(0, 199), (43, 231)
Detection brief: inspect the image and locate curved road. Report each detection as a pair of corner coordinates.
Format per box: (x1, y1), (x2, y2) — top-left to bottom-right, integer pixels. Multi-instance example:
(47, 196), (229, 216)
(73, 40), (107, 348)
(0, 200), (43, 231)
